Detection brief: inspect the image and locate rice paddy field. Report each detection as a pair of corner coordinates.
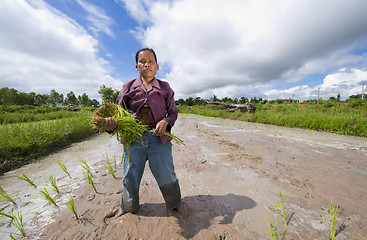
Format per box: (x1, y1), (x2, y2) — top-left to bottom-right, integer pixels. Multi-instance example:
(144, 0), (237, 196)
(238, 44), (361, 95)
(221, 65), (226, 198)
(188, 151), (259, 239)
(177, 102), (367, 138)
(0, 106), (96, 175)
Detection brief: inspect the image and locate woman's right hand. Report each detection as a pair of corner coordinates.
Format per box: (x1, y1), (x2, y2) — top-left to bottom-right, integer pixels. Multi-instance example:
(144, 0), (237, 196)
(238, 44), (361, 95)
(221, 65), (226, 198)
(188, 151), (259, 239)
(104, 117), (118, 131)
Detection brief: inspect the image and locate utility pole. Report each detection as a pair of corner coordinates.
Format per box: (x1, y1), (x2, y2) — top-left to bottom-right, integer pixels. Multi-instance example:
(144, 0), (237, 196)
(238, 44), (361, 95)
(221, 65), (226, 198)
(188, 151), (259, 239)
(317, 87), (320, 104)
(362, 83), (365, 101)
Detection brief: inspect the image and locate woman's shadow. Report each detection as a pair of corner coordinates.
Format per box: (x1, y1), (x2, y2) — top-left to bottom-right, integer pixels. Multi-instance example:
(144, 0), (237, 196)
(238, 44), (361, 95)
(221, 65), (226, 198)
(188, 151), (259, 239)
(138, 193), (256, 239)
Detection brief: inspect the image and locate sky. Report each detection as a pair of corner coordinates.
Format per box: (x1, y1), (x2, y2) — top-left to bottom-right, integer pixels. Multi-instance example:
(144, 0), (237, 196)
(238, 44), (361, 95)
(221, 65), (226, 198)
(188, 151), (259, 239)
(1, 0), (367, 102)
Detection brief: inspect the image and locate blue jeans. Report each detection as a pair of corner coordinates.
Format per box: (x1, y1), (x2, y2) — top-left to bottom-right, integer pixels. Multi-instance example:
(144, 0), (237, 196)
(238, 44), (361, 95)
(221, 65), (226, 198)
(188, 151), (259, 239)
(121, 131), (181, 213)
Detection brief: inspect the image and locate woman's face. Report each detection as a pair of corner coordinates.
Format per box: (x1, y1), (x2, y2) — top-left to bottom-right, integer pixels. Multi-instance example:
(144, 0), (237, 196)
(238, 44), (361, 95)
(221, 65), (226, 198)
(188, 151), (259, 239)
(135, 50), (159, 82)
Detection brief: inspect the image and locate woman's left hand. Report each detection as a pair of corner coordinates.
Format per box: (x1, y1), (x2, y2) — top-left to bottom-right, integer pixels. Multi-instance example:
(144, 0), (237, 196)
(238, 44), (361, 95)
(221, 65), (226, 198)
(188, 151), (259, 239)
(153, 120), (168, 136)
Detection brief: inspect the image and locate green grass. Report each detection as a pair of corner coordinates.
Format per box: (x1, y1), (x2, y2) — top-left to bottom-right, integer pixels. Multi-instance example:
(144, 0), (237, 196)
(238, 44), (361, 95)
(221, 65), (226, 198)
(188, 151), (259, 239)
(0, 110), (95, 174)
(177, 103), (367, 137)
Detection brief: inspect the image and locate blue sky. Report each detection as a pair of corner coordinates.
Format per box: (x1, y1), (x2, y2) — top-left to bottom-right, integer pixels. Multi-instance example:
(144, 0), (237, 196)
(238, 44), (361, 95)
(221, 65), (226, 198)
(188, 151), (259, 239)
(1, 0), (367, 101)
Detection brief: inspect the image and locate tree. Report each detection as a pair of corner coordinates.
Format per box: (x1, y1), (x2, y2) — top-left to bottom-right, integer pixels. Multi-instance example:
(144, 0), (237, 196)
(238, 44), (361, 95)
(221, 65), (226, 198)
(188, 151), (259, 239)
(64, 91), (79, 106)
(48, 89), (63, 107)
(35, 93), (49, 106)
(78, 93), (91, 107)
(90, 99), (100, 107)
(98, 85), (119, 103)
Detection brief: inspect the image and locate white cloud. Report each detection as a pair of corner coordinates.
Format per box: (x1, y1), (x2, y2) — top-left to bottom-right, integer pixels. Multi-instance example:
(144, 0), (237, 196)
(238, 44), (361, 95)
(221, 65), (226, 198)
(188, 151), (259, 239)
(121, 0), (367, 99)
(76, 0), (115, 38)
(265, 68), (367, 100)
(0, 0), (121, 100)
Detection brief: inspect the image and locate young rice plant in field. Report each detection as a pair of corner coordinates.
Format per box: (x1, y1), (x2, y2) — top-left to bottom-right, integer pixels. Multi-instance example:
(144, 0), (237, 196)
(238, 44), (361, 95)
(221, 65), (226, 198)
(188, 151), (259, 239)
(264, 215), (278, 240)
(57, 161), (71, 179)
(49, 176), (60, 193)
(39, 188), (57, 206)
(0, 186), (16, 205)
(0, 208), (14, 221)
(10, 211), (26, 237)
(271, 191), (288, 227)
(81, 161), (97, 193)
(18, 174), (37, 188)
(105, 164), (116, 179)
(328, 199), (339, 240)
(67, 196), (78, 220)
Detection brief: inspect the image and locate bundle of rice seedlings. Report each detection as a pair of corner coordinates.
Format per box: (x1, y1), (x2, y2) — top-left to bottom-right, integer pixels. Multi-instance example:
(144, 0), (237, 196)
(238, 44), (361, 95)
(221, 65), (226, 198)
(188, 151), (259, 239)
(91, 103), (147, 150)
(91, 103), (185, 153)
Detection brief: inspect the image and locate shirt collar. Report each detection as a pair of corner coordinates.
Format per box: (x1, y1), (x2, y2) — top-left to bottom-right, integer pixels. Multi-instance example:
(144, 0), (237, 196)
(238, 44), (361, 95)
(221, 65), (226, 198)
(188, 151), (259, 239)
(132, 77), (161, 90)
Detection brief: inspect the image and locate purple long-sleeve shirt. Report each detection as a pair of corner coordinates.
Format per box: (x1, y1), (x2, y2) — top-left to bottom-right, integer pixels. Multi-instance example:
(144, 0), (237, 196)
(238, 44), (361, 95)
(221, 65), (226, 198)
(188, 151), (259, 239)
(115, 77), (178, 144)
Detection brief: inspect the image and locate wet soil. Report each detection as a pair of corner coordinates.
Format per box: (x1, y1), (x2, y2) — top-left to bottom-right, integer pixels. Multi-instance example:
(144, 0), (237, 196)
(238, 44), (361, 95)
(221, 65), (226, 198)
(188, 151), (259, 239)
(0, 115), (366, 239)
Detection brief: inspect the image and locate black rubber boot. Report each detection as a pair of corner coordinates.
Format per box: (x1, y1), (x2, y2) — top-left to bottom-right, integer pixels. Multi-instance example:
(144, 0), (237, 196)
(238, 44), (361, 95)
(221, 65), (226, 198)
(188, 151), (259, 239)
(159, 180), (181, 209)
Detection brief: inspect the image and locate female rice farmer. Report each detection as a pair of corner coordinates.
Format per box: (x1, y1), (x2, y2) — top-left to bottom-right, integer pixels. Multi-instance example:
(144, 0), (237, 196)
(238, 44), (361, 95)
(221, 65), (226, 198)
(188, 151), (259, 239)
(104, 48), (181, 214)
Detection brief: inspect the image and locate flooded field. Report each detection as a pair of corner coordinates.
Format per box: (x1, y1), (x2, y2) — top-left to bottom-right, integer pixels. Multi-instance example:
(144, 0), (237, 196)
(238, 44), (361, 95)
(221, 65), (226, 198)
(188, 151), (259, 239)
(0, 115), (366, 239)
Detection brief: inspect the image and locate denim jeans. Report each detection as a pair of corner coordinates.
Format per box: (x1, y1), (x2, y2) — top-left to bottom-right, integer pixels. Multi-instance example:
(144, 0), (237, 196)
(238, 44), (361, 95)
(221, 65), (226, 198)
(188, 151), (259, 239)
(121, 131), (181, 213)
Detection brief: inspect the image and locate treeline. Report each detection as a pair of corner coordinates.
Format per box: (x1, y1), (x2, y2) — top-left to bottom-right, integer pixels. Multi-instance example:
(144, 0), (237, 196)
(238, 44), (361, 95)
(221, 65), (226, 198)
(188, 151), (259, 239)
(176, 93), (366, 107)
(0, 85), (121, 107)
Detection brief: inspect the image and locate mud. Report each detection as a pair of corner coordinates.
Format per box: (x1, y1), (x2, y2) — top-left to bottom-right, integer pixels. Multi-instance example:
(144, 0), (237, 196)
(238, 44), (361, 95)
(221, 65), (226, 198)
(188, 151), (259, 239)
(0, 115), (366, 239)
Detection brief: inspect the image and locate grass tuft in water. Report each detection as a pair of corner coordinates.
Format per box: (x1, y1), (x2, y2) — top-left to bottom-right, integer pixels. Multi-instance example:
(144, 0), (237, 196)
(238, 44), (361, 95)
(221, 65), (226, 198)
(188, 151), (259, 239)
(0, 186), (16, 205)
(67, 196), (78, 220)
(39, 187), (57, 206)
(49, 176), (60, 193)
(81, 160), (97, 193)
(18, 174), (37, 188)
(57, 161), (72, 179)
(271, 191), (288, 226)
(11, 211), (26, 237)
(105, 164), (116, 179)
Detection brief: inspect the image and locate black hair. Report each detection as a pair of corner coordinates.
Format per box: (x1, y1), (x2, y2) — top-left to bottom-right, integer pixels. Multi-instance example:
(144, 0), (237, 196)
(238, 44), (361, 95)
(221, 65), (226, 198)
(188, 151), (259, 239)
(135, 48), (157, 64)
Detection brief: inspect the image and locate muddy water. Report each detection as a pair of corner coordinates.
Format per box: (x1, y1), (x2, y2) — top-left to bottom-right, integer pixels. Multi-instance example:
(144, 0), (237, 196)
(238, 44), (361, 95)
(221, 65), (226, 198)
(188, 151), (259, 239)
(1, 115), (366, 239)
(0, 134), (123, 239)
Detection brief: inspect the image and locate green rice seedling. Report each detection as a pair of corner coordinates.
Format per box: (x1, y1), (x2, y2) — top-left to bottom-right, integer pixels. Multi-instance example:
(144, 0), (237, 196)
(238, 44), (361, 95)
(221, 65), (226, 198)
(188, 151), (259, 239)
(353, 235), (365, 240)
(83, 172), (97, 193)
(271, 191), (288, 226)
(39, 187), (57, 206)
(49, 176), (60, 193)
(0, 208), (14, 221)
(264, 215), (278, 240)
(103, 152), (110, 165)
(67, 196), (78, 220)
(0, 186), (16, 205)
(113, 155), (117, 169)
(328, 199), (339, 240)
(57, 161), (72, 179)
(105, 164), (116, 179)
(81, 160), (90, 173)
(18, 174), (37, 188)
(11, 211), (26, 237)
(81, 161), (97, 193)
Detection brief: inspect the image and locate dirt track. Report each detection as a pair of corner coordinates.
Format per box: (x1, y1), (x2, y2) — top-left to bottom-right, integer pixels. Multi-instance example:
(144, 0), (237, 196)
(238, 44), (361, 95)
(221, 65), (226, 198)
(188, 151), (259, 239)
(1, 115), (366, 239)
